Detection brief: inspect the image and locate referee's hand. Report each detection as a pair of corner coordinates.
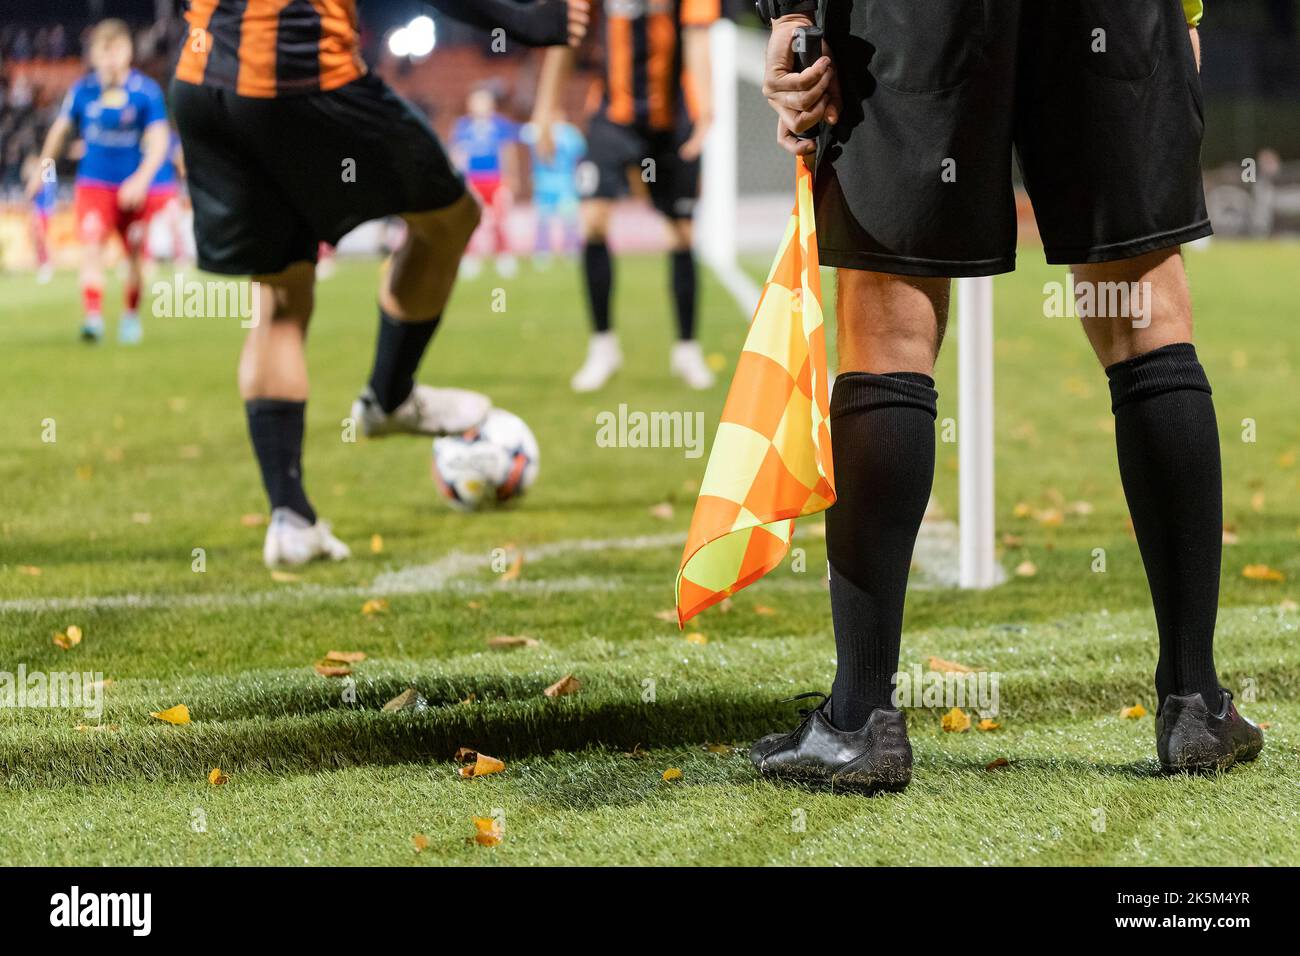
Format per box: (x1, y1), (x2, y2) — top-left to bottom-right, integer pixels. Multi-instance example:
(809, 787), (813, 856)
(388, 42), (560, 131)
(567, 0), (591, 47)
(763, 14), (840, 156)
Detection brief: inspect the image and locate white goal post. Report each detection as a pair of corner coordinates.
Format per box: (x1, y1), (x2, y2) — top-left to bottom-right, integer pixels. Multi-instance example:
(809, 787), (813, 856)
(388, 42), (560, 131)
(699, 21), (1000, 590)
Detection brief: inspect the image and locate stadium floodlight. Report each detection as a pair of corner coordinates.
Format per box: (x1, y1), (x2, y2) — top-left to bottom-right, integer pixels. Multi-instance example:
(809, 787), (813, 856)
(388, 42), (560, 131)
(388, 16), (436, 60)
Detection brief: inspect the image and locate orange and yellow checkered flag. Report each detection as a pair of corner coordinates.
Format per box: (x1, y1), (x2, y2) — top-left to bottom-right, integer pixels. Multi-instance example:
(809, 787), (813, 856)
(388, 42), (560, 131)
(676, 159), (835, 625)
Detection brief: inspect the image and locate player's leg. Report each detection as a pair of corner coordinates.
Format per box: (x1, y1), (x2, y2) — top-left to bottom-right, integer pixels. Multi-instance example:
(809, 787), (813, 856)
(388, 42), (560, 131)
(117, 215), (148, 345)
(663, 214), (712, 389)
(1017, 2), (1259, 770)
(32, 210), (54, 284)
(73, 186), (112, 342)
(571, 196), (622, 391)
(571, 114), (637, 392)
(353, 190), (490, 437)
(491, 180), (517, 278)
(239, 261), (350, 566)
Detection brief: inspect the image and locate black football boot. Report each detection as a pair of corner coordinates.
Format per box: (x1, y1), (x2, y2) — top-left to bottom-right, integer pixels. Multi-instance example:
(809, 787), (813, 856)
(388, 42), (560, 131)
(749, 692), (912, 793)
(1156, 689), (1264, 774)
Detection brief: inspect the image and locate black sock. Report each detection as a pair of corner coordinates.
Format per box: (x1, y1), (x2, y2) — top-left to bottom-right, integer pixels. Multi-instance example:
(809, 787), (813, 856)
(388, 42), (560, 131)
(670, 248), (697, 341)
(245, 398), (316, 524)
(825, 372), (937, 731)
(583, 240), (613, 334)
(1106, 343), (1222, 712)
(367, 307), (440, 414)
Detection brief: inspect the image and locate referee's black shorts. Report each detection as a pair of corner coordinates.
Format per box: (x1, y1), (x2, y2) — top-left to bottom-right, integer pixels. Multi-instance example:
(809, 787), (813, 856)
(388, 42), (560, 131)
(171, 73), (467, 277)
(813, 0), (1212, 277)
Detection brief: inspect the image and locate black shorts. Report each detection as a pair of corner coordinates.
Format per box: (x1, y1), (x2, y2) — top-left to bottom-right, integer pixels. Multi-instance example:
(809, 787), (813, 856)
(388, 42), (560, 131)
(814, 0), (1212, 276)
(171, 74), (466, 276)
(581, 111), (700, 220)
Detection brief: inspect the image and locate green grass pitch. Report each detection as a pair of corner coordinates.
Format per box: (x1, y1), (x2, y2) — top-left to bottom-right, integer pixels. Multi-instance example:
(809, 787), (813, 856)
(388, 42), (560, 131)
(0, 242), (1297, 866)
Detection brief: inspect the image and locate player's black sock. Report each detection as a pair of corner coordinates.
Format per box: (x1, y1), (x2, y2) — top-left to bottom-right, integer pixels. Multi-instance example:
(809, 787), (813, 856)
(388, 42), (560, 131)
(670, 248), (697, 341)
(583, 240), (613, 333)
(825, 372), (937, 731)
(367, 308), (441, 414)
(245, 398), (316, 524)
(1106, 343), (1223, 712)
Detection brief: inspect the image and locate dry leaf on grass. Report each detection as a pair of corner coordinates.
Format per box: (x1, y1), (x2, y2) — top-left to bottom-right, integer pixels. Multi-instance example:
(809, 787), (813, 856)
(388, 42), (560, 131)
(473, 817), (503, 847)
(1119, 703), (1147, 719)
(684, 632), (708, 645)
(1243, 564), (1285, 583)
(75, 724), (119, 733)
(325, 650), (366, 663)
(361, 598), (390, 616)
(487, 635), (539, 649)
(1015, 560), (1038, 578)
(704, 743), (732, 754)
(370, 533), (384, 554)
(927, 655), (973, 674)
(314, 661), (352, 677)
(457, 751), (506, 778)
(150, 704), (191, 725)
(985, 757), (1010, 771)
(18, 565), (42, 576)
(754, 605), (777, 617)
(976, 719), (1001, 732)
(544, 674), (581, 698)
(466, 600), (483, 610)
(383, 688), (428, 712)
(240, 513), (268, 527)
(412, 833), (430, 852)
(52, 625), (83, 650)
(208, 768), (228, 786)
(941, 707), (971, 733)
(662, 767), (683, 781)
(269, 570), (300, 583)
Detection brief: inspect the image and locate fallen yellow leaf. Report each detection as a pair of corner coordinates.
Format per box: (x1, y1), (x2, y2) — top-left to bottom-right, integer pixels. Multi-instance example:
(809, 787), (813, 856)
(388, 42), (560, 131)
(662, 767), (683, 781)
(1015, 560), (1038, 578)
(1243, 564), (1285, 583)
(150, 704), (191, 725)
(941, 707), (971, 733)
(361, 598), (389, 615)
(544, 674), (581, 698)
(985, 757), (1010, 771)
(458, 752), (506, 778)
(412, 833), (430, 852)
(684, 632), (708, 645)
(486, 635), (539, 649)
(269, 569), (300, 583)
(976, 719), (1001, 732)
(325, 650), (366, 663)
(208, 768), (228, 786)
(1120, 703), (1147, 719)
(370, 533), (384, 554)
(314, 661), (352, 677)
(52, 626), (83, 650)
(754, 605), (778, 617)
(473, 817), (503, 847)
(927, 655), (973, 674)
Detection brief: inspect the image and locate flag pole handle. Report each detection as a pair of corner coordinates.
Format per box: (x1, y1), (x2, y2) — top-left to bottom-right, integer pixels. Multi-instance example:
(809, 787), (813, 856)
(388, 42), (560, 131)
(792, 25), (824, 142)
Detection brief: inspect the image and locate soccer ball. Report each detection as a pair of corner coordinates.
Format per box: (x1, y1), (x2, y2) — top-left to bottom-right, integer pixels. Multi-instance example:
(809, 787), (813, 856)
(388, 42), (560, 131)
(431, 408), (540, 511)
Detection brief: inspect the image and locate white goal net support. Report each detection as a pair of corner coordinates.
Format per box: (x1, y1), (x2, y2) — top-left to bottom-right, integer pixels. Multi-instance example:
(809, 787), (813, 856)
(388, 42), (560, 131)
(697, 20), (1001, 590)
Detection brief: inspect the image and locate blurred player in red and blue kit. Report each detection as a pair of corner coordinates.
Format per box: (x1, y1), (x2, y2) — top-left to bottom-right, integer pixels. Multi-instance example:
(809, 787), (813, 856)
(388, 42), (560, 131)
(22, 153), (58, 285)
(27, 19), (172, 344)
(452, 87), (522, 278)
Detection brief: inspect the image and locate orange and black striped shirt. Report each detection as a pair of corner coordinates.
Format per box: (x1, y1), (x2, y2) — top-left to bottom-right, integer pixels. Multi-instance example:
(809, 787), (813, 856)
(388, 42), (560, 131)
(176, 0), (366, 98)
(600, 0), (720, 130)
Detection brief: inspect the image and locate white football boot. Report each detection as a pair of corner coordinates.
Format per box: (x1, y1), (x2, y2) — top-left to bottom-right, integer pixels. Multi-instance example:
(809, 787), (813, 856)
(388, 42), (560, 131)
(351, 384), (490, 438)
(263, 507), (351, 567)
(670, 340), (715, 390)
(570, 332), (623, 393)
